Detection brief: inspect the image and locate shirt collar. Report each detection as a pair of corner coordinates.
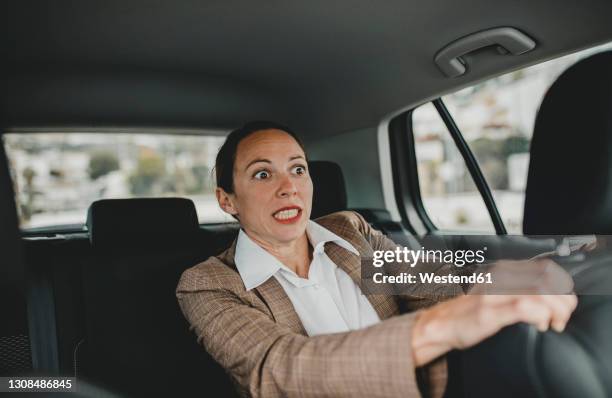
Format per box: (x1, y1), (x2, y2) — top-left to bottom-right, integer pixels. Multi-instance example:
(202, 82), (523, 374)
(234, 220), (359, 290)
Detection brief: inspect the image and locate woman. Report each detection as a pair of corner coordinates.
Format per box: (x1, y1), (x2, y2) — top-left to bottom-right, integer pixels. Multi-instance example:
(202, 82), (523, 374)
(176, 121), (577, 398)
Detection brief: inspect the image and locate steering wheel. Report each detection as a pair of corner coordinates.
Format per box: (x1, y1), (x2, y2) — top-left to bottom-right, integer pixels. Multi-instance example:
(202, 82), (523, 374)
(446, 249), (612, 398)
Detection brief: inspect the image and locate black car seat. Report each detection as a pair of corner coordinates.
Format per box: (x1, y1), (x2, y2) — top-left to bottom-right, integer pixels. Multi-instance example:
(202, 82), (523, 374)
(448, 51), (612, 398)
(524, 51), (612, 235)
(309, 160), (348, 219)
(309, 160), (420, 248)
(79, 198), (237, 397)
(1, 139), (123, 398)
(0, 138), (32, 375)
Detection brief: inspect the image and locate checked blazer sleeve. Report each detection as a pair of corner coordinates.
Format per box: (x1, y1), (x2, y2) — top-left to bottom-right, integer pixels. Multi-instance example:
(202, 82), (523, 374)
(176, 211), (455, 398)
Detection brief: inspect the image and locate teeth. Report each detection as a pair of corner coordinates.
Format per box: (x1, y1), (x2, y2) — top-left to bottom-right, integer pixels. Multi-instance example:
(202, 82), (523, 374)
(274, 208), (299, 220)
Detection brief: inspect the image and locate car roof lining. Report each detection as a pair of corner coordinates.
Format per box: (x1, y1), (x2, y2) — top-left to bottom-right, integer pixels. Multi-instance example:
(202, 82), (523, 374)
(2, 0), (612, 138)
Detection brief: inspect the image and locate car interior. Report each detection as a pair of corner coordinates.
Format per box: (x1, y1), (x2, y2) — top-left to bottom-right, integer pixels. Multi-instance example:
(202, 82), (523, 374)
(2, 1), (612, 397)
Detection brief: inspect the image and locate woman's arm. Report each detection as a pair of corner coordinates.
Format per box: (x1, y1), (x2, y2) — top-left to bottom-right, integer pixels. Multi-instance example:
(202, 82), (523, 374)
(345, 211), (577, 367)
(411, 291), (577, 365)
(177, 267), (432, 398)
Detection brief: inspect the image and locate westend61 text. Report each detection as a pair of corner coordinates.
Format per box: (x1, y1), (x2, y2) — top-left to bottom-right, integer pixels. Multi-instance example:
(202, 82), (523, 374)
(372, 272), (493, 284)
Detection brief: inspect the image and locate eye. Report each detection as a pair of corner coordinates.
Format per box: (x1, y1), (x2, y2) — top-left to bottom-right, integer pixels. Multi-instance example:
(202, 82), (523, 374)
(292, 165), (307, 175)
(253, 170), (270, 180)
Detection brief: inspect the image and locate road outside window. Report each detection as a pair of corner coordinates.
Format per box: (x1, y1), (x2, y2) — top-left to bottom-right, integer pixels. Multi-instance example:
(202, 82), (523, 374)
(3, 132), (233, 229)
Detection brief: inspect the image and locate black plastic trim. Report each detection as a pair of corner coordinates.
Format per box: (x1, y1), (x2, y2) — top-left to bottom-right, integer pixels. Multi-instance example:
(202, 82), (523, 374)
(432, 98), (507, 234)
(20, 222), (239, 238)
(388, 112), (433, 235)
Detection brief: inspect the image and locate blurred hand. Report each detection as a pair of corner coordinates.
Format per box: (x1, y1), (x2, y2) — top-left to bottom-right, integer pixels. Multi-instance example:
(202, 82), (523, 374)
(411, 259), (578, 366)
(470, 258), (574, 295)
(579, 240), (598, 252)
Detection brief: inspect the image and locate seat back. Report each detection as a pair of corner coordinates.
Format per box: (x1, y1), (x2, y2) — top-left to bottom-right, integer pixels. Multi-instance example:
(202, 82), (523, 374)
(309, 160), (420, 248)
(0, 138), (32, 375)
(80, 198), (237, 397)
(309, 160), (348, 219)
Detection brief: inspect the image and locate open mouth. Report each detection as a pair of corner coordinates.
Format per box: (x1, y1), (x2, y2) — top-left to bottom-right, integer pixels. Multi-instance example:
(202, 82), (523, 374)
(273, 206), (302, 223)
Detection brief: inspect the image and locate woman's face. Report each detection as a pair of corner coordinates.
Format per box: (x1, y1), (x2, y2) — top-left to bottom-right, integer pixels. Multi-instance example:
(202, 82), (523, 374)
(217, 129), (313, 246)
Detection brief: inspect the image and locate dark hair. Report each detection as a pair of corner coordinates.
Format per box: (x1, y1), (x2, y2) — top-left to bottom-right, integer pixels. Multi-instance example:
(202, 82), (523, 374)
(215, 120), (306, 193)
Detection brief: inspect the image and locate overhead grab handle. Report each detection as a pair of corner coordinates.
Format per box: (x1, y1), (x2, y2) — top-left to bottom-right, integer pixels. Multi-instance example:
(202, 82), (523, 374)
(434, 27), (536, 78)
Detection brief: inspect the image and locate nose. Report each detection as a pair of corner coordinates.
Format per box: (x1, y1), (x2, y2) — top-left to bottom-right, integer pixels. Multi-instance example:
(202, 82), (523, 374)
(276, 173), (298, 198)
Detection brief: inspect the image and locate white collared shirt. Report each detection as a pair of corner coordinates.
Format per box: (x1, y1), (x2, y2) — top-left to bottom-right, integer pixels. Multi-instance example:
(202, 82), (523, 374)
(234, 220), (381, 336)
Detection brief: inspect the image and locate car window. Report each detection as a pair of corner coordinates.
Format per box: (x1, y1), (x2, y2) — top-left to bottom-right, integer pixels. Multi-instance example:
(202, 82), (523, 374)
(414, 41), (612, 233)
(412, 103), (496, 232)
(3, 132), (233, 229)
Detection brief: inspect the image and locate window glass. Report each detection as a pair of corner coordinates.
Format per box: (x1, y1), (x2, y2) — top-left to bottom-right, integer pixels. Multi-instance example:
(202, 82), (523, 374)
(442, 42), (612, 233)
(3, 132), (233, 229)
(412, 103), (495, 232)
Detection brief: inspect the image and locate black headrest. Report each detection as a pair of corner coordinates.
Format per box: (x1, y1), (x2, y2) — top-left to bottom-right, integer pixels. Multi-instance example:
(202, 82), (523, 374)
(86, 198), (200, 250)
(523, 51), (612, 235)
(309, 160), (348, 218)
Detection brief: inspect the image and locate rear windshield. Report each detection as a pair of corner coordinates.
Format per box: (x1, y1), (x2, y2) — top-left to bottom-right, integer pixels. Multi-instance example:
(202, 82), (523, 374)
(3, 132), (234, 229)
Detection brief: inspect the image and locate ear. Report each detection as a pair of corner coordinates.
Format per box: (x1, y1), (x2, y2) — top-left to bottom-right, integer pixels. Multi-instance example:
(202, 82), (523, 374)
(216, 187), (239, 216)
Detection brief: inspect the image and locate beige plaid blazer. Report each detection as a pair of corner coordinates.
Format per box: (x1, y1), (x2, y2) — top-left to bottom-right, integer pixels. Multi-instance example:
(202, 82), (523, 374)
(176, 211), (463, 398)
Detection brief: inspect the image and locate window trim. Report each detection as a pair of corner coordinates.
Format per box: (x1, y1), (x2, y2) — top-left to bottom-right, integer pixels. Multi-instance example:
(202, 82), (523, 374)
(388, 111), (435, 235)
(19, 221), (239, 238)
(391, 100), (507, 235)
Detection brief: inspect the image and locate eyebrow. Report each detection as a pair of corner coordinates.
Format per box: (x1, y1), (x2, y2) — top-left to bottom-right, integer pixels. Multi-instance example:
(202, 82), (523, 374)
(244, 158), (271, 171)
(244, 155), (306, 172)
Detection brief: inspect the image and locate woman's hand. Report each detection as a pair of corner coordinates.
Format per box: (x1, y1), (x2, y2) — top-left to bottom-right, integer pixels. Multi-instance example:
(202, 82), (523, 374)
(410, 259), (578, 367)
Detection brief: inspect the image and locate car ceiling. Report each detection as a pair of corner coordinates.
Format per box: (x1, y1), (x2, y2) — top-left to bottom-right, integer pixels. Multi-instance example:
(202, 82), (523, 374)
(2, 0), (612, 138)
